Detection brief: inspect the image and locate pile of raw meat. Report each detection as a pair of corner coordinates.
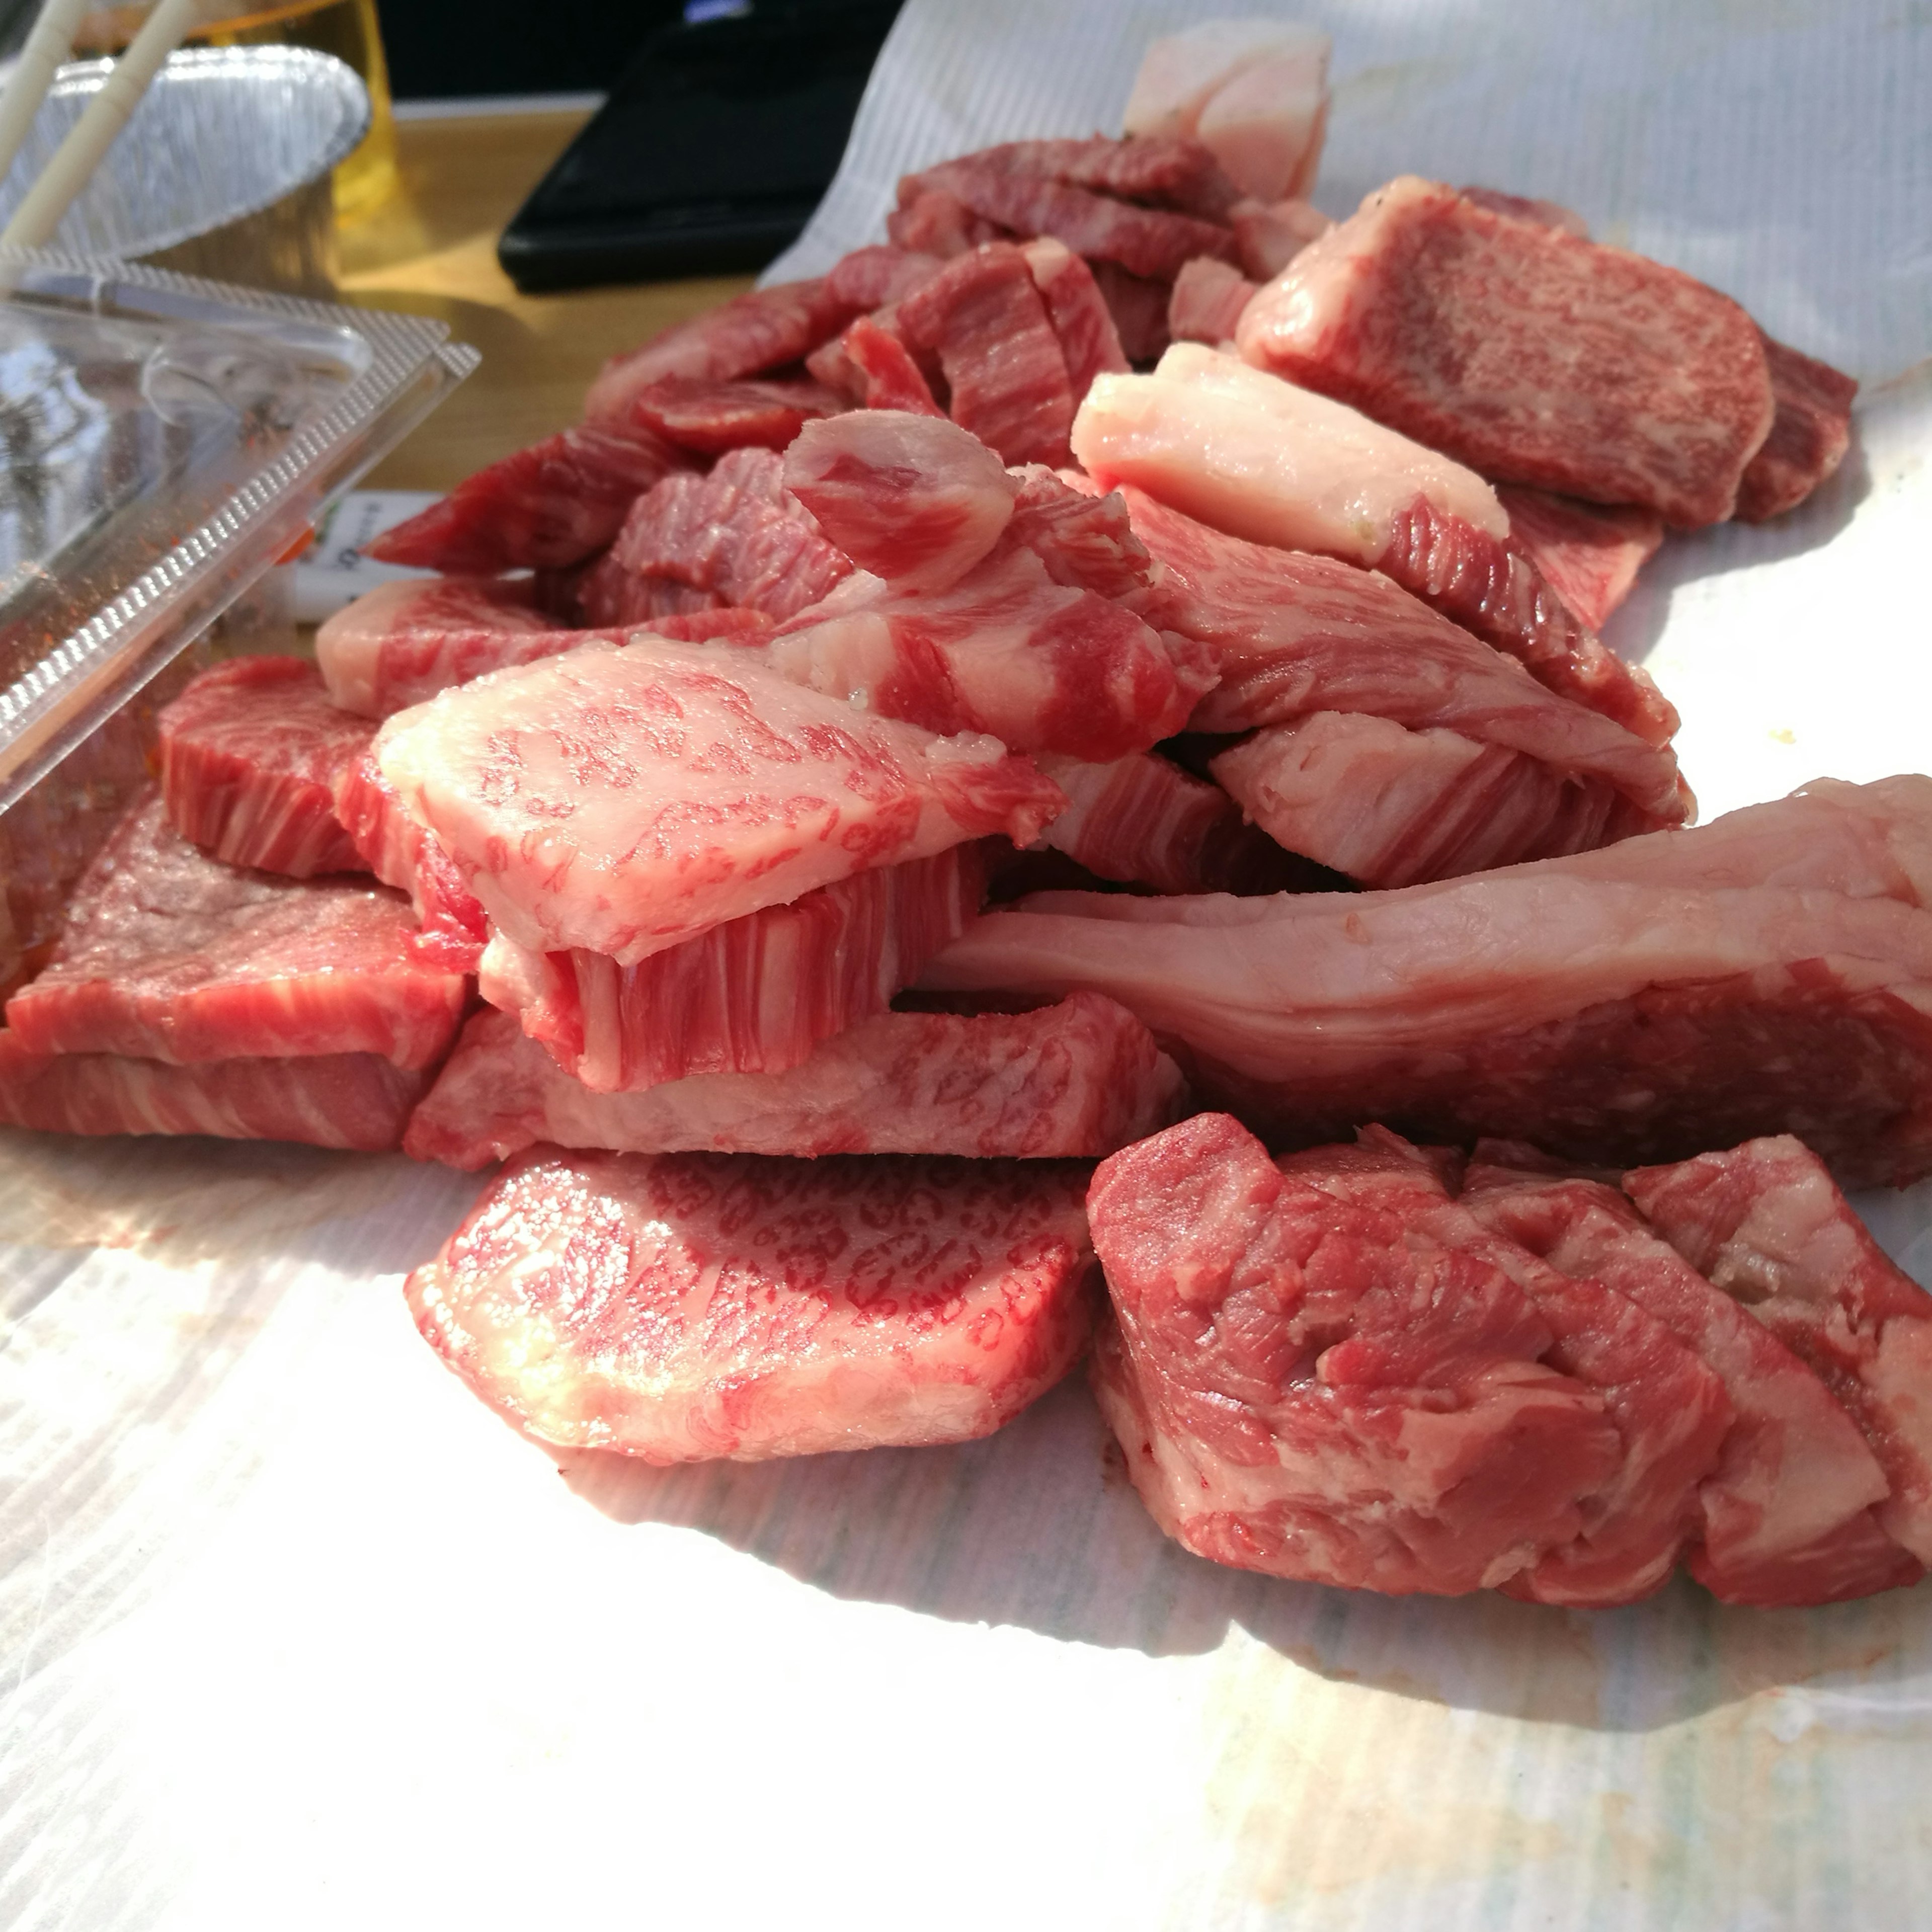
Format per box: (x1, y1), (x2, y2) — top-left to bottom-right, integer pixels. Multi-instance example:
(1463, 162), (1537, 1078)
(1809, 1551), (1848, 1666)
(3, 21), (1919, 1609)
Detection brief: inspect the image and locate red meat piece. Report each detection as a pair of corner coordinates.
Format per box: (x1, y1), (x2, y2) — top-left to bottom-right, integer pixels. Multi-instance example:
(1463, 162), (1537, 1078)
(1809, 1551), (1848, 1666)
(829, 315), (945, 414)
(157, 657), (372, 877)
(626, 375), (846, 455)
(405, 991), (1181, 1168)
(1238, 178), (1776, 526)
(906, 136), (1241, 219)
(1734, 334), (1859, 523)
(1494, 486), (1665, 634)
(1091, 262), (1172, 363)
(405, 1147), (1099, 1460)
(1229, 195), (1330, 280)
(481, 844), (986, 1093)
(6, 793), (467, 1068)
(1087, 1112), (1624, 1596)
(888, 187), (1011, 257)
(363, 422), (691, 573)
(1627, 1137), (1932, 1566)
(896, 244), (1079, 466)
(1020, 238), (1129, 404)
(1168, 255), (1258, 345)
(823, 244), (946, 309)
(0, 1031), (430, 1151)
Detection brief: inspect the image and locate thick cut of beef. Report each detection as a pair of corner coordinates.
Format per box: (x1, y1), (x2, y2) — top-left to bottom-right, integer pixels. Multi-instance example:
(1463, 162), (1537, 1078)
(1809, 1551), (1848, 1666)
(317, 576), (619, 718)
(1626, 1137), (1932, 1565)
(1238, 178), (1775, 526)
(480, 844), (986, 1092)
(405, 993), (1181, 1168)
(1211, 712), (1653, 889)
(373, 635), (1063, 967)
(1020, 238), (1130, 404)
(158, 657), (373, 877)
(764, 543), (1200, 762)
(1087, 1111), (1623, 1595)
(406, 1147), (1098, 1462)
(1493, 486), (1664, 634)
(603, 446), (853, 620)
(910, 136), (1242, 220)
(6, 793), (466, 1069)
(1114, 485), (1688, 825)
(1462, 1156), (1916, 1605)
(1035, 751), (1305, 895)
(333, 753), (490, 973)
(900, 157), (1241, 282)
(1281, 1130), (1730, 1606)
(1003, 468), (1162, 601)
(1075, 346), (1676, 746)
(810, 316), (945, 415)
(1125, 22), (1329, 202)
(784, 410), (1018, 593)
(896, 244), (1079, 466)
(922, 777), (1932, 1186)
(584, 278), (858, 427)
(363, 422), (690, 574)
(0, 1031), (430, 1152)
(1168, 257), (1258, 345)
(625, 375), (845, 455)
(1734, 335), (1859, 523)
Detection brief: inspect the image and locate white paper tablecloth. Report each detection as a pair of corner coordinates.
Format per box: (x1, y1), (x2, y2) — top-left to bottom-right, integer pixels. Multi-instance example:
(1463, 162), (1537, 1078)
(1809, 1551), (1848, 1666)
(6, 5), (1932, 1927)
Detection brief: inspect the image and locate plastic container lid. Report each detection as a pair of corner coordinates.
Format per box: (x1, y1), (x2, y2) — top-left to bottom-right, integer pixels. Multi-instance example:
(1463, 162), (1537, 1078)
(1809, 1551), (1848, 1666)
(0, 250), (477, 815)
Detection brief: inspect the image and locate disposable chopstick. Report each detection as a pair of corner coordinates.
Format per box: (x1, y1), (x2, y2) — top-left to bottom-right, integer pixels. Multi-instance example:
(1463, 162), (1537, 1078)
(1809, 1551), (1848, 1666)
(0, 0), (94, 187)
(1, 0), (205, 252)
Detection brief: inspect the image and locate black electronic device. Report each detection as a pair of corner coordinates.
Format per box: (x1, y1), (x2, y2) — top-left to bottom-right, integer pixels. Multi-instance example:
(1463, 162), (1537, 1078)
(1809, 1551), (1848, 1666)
(498, 0), (902, 292)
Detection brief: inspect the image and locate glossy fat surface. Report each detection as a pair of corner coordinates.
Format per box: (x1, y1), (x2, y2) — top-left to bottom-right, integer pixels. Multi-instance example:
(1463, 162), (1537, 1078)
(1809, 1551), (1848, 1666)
(4, 793), (466, 1068)
(372, 635), (1062, 966)
(406, 1146), (1098, 1461)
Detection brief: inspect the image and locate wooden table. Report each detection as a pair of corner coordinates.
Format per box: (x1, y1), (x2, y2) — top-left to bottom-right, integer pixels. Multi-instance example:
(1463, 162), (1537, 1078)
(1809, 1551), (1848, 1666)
(337, 109), (757, 492)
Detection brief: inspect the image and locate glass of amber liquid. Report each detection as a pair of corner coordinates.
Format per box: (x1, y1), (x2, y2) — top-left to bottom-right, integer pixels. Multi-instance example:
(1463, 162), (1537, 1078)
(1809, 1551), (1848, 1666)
(73, 0), (399, 219)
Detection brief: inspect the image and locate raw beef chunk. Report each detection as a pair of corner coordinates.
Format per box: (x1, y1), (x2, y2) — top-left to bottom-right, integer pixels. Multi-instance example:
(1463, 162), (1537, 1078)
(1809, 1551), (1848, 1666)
(1493, 486), (1664, 633)
(625, 375), (845, 455)
(1074, 346), (1677, 746)
(812, 316), (945, 415)
(1627, 1137), (1932, 1564)
(911, 136), (1242, 219)
(372, 635), (1064, 967)
(784, 410), (1019, 592)
(1238, 178), (1776, 526)
(1086, 1112), (1624, 1595)
(1116, 485), (1689, 825)
(1020, 238), (1130, 403)
(480, 844), (987, 1092)
(602, 446), (854, 620)
(6, 793), (467, 1069)
(405, 1147), (1099, 1461)
(1733, 334), (1859, 523)
(823, 245), (946, 310)
(158, 657), (373, 877)
(1211, 712), (1654, 888)
(584, 278), (858, 427)
(1463, 1156), (1918, 1605)
(0, 1031), (429, 1152)
(404, 993), (1182, 1168)
(1034, 751), (1305, 895)
(316, 576), (629, 719)
(1091, 262), (1172, 364)
(923, 777), (1932, 1185)
(1230, 196), (1331, 280)
(896, 244), (1080, 466)
(1168, 257), (1257, 345)
(888, 187), (1009, 258)
(363, 422), (690, 573)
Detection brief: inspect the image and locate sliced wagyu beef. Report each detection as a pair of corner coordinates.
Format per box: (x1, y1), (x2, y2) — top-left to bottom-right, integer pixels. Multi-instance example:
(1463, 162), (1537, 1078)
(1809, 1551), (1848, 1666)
(0, 1031), (431, 1152)
(623, 375), (845, 455)
(923, 777), (1932, 1185)
(479, 844), (988, 1092)
(1086, 1112), (1626, 1596)
(371, 634), (1063, 967)
(1492, 486), (1664, 635)
(1733, 334), (1860, 523)
(405, 1147), (1099, 1461)
(1237, 179), (1776, 527)
(6, 793), (466, 1070)
(1462, 1153), (1917, 1606)
(1627, 1136), (1932, 1567)
(363, 421), (692, 574)
(1074, 345), (1677, 746)
(404, 993), (1182, 1168)
(158, 657), (374, 877)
